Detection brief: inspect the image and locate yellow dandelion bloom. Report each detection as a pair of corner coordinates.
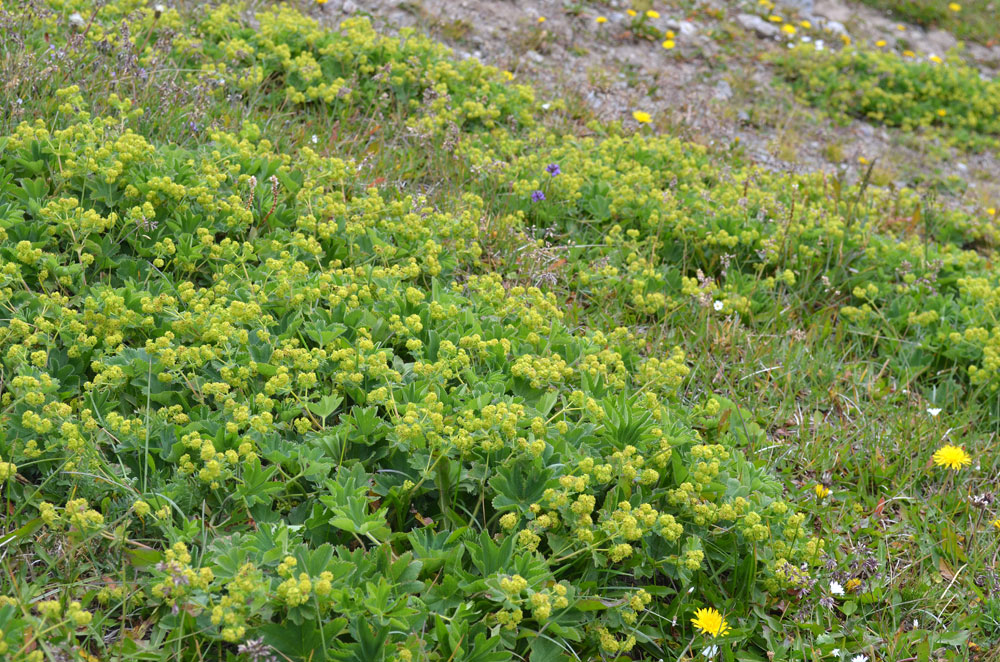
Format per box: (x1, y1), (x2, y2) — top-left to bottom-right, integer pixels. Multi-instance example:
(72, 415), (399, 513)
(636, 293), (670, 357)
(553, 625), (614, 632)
(781, 24), (796, 35)
(875, 39), (887, 47)
(937, 109), (948, 117)
(632, 110), (652, 123)
(316, 0), (329, 4)
(647, 10), (660, 18)
(627, 9), (637, 16)
(929, 54), (943, 63)
(800, 20), (812, 28)
(596, 16), (607, 24)
(501, 70), (515, 81)
(933, 444), (970, 470)
(896, 23), (906, 31)
(537, 16), (546, 23)
(814, 484), (830, 498)
(948, 2), (961, 11)
(691, 608), (731, 637)
(845, 578), (861, 592)
(903, 49), (915, 57)
(991, 518), (1000, 530)
(988, 208), (996, 215)
(665, 29), (676, 38)
(858, 156), (869, 165)
(768, 14), (783, 22)
(840, 34), (851, 45)
(662, 39), (676, 49)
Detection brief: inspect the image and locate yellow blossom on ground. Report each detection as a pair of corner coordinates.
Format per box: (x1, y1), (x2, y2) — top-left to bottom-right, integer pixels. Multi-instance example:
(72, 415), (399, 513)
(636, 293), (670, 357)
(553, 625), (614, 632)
(626, 9), (637, 16)
(632, 111), (652, 123)
(948, 2), (961, 11)
(903, 49), (915, 57)
(691, 607), (731, 637)
(932, 444), (970, 470)
(989, 208), (997, 215)
(800, 20), (812, 28)
(814, 484), (830, 498)
(897, 23), (906, 31)
(782, 24), (796, 35)
(646, 10), (660, 18)
(768, 14), (783, 22)
(662, 39), (675, 49)
(595, 16), (607, 24)
(937, 108), (948, 117)
(929, 54), (943, 63)
(537, 16), (546, 23)
(875, 39), (887, 47)
(992, 518), (1000, 530)
(845, 578), (862, 592)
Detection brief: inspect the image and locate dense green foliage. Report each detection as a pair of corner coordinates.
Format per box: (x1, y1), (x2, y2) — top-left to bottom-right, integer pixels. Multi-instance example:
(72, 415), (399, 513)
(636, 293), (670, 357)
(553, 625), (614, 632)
(774, 44), (1000, 150)
(0, 2), (998, 661)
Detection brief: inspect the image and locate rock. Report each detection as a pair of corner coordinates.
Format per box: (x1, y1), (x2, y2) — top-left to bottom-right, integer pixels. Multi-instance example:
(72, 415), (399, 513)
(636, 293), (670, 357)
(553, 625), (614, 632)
(526, 50), (545, 64)
(678, 20), (698, 36)
(821, 19), (848, 37)
(736, 13), (779, 39)
(776, 0), (814, 15)
(341, 0), (357, 13)
(714, 80), (733, 101)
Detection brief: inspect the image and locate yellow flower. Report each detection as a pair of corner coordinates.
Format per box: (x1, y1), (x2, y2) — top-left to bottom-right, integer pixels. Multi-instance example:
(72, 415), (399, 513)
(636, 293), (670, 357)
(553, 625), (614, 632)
(502, 70), (515, 81)
(903, 49), (915, 57)
(991, 518), (1000, 530)
(989, 208), (996, 216)
(800, 20), (812, 28)
(662, 39), (675, 49)
(665, 29), (676, 38)
(646, 10), (660, 18)
(948, 2), (961, 11)
(632, 111), (652, 124)
(316, 0), (329, 4)
(937, 108), (948, 117)
(929, 54), (943, 63)
(691, 607), (731, 637)
(596, 16), (607, 24)
(875, 39), (887, 47)
(858, 156), (869, 165)
(896, 23), (906, 31)
(932, 444), (970, 470)
(768, 14), (783, 22)
(814, 484), (830, 498)
(627, 9), (637, 16)
(537, 16), (546, 23)
(781, 24), (796, 35)
(840, 34), (851, 45)
(845, 578), (862, 592)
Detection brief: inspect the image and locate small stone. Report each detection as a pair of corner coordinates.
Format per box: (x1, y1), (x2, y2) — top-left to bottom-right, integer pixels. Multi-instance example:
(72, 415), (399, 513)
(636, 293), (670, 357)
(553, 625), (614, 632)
(714, 80), (733, 101)
(736, 13), (780, 39)
(526, 50), (545, 63)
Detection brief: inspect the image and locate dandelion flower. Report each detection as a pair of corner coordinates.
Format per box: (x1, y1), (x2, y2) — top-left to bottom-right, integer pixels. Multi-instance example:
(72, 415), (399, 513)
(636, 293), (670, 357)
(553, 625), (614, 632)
(896, 23), (906, 31)
(501, 70), (515, 81)
(903, 49), (915, 57)
(936, 108), (948, 117)
(596, 16), (607, 24)
(830, 580), (844, 595)
(782, 24), (796, 35)
(316, 0), (329, 4)
(815, 484), (830, 498)
(989, 208), (996, 216)
(929, 54), (943, 63)
(800, 20), (812, 28)
(858, 156), (869, 165)
(627, 9), (637, 17)
(875, 39), (887, 47)
(632, 110), (652, 124)
(991, 518), (1000, 530)
(932, 444), (971, 470)
(844, 578), (861, 592)
(768, 14), (783, 22)
(537, 16), (546, 23)
(691, 607), (731, 637)
(662, 39), (676, 49)
(647, 10), (660, 18)
(948, 2), (961, 11)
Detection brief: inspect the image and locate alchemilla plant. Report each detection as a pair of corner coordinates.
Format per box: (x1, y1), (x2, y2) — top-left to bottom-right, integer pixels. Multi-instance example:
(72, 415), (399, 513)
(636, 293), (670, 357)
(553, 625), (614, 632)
(0, 1), (997, 661)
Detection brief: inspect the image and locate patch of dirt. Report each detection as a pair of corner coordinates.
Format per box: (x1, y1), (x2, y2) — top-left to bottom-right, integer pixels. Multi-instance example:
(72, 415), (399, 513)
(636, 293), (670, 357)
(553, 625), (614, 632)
(319, 0), (1000, 212)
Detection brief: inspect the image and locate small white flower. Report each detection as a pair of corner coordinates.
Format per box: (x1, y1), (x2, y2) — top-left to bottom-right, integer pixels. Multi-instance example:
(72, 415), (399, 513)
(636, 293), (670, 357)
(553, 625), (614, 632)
(154, 3), (166, 12)
(311, 134), (319, 144)
(815, 39), (825, 50)
(831, 650), (840, 658)
(713, 300), (724, 311)
(830, 580), (844, 595)
(851, 655), (867, 662)
(912, 618), (918, 628)
(541, 103), (551, 110)
(703, 645), (720, 659)
(927, 407), (942, 417)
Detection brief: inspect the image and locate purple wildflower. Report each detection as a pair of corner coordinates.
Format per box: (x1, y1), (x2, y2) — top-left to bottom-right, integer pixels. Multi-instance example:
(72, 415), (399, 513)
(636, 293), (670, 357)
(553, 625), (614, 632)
(546, 163), (561, 176)
(531, 190), (546, 202)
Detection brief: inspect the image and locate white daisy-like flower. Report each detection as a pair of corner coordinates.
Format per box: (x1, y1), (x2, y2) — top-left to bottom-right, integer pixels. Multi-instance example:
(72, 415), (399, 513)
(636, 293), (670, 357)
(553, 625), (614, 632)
(830, 580), (844, 595)
(831, 650), (840, 658)
(704, 645), (720, 659)
(713, 300), (724, 311)
(927, 407), (942, 417)
(851, 655), (867, 662)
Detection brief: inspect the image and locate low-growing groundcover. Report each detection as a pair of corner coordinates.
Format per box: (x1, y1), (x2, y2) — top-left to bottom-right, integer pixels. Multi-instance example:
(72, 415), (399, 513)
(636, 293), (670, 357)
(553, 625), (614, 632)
(0, 1), (998, 661)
